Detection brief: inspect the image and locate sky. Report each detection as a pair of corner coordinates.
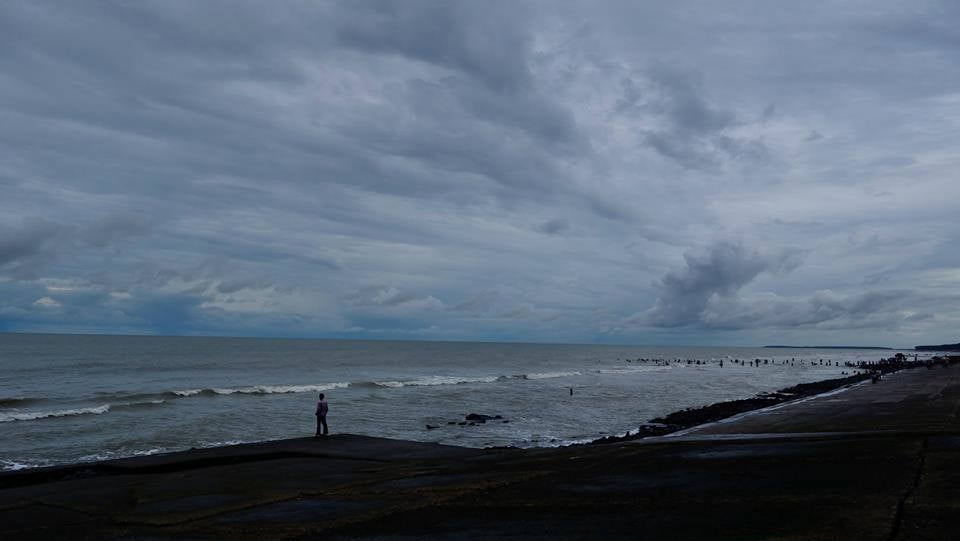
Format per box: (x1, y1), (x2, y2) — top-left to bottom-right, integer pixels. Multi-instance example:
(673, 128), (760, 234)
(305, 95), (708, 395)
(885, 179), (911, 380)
(1, 1), (959, 347)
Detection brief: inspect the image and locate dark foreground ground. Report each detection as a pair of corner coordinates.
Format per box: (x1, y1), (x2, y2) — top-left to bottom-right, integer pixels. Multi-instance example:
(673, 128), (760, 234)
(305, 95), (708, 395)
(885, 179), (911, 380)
(4, 366), (960, 540)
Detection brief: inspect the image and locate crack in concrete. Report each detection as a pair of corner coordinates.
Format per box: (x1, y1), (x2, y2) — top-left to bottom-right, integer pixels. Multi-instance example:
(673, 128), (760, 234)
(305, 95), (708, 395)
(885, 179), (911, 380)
(887, 437), (928, 541)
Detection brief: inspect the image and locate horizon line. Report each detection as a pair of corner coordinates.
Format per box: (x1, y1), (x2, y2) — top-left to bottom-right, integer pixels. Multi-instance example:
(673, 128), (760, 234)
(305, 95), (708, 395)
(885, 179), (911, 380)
(0, 330), (913, 350)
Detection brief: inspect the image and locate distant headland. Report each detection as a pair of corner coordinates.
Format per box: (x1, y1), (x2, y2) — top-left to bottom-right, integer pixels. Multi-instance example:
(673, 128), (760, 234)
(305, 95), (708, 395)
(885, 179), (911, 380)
(764, 345), (894, 350)
(915, 342), (960, 351)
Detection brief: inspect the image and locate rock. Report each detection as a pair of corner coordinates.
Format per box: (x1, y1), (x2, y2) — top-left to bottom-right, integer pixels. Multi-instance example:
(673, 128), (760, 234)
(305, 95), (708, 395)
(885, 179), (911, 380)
(426, 424), (440, 430)
(465, 413), (502, 422)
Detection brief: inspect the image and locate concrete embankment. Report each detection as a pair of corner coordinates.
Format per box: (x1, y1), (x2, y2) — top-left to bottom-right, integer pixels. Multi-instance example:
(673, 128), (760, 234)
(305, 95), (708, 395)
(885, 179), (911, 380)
(3, 363), (960, 540)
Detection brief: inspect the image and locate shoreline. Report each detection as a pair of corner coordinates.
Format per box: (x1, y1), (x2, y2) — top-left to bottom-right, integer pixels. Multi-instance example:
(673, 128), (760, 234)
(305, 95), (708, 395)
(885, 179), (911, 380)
(6, 355), (948, 479)
(588, 353), (952, 445)
(4, 359), (960, 539)
(587, 372), (872, 445)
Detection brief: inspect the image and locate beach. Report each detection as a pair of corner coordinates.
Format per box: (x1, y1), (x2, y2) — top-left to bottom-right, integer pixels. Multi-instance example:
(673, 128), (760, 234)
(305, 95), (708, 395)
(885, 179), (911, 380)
(3, 358), (959, 540)
(2, 334), (883, 469)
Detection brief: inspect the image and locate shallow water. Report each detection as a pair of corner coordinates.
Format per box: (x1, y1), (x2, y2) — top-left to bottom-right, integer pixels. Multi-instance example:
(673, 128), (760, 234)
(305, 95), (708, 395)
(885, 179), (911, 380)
(0, 334), (915, 470)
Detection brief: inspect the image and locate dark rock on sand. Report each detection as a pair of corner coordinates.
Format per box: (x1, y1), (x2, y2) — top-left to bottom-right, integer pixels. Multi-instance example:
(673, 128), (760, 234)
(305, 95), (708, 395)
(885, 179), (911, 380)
(465, 413), (503, 423)
(591, 372), (874, 445)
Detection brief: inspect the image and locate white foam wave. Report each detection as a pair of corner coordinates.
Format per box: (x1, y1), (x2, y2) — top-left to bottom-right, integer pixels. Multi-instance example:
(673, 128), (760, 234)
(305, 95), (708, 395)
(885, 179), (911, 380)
(78, 447), (167, 463)
(522, 371), (582, 380)
(175, 382), (349, 396)
(375, 375), (501, 388)
(0, 404), (110, 423)
(196, 439), (245, 448)
(1, 459), (43, 471)
(596, 365), (673, 375)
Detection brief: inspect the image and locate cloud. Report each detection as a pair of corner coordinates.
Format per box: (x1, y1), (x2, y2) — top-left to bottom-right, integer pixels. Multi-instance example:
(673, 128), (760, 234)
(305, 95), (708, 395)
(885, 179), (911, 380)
(535, 218), (570, 235)
(451, 290), (501, 314)
(335, 1), (533, 92)
(0, 216), (150, 280)
(344, 285), (443, 311)
(33, 296), (61, 309)
(611, 67), (769, 171)
(636, 241), (803, 328)
(0, 219), (64, 270)
(700, 289), (937, 332)
(1, 1), (959, 344)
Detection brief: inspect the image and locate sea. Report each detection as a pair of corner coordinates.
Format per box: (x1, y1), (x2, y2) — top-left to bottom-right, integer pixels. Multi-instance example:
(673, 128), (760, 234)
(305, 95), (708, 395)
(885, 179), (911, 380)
(0, 333), (919, 471)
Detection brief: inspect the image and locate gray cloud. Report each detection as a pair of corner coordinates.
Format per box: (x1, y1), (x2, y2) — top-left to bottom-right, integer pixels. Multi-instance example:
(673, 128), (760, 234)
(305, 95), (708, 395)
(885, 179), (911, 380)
(637, 241), (803, 328)
(1, 1), (959, 345)
(535, 218), (570, 235)
(0, 216), (148, 279)
(344, 285), (443, 311)
(451, 290), (501, 314)
(701, 289), (939, 332)
(335, 1), (533, 93)
(0, 219), (64, 269)
(610, 67), (770, 171)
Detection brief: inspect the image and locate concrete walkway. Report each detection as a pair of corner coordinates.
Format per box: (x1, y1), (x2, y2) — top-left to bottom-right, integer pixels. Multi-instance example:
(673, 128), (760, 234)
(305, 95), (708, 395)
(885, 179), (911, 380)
(3, 365), (960, 540)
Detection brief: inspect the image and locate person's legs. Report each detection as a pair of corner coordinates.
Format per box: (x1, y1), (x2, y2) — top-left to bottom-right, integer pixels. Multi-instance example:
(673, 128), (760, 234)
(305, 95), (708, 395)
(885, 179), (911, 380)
(321, 416), (329, 435)
(315, 415), (322, 436)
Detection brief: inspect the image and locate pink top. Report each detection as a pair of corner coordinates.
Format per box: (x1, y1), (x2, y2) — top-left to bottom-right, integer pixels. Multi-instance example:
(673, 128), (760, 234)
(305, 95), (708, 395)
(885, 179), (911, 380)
(316, 399), (328, 416)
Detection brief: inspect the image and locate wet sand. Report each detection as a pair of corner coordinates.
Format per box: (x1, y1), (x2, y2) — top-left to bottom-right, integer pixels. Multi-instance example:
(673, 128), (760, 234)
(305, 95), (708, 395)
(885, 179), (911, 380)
(3, 363), (960, 540)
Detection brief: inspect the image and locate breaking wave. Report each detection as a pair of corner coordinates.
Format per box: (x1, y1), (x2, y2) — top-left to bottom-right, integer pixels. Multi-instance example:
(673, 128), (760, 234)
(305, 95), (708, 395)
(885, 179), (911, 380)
(518, 371), (582, 380)
(371, 371), (584, 388)
(172, 382), (350, 397)
(1, 459), (47, 471)
(596, 365), (674, 375)
(3, 369), (600, 422)
(373, 375), (502, 388)
(0, 404), (111, 423)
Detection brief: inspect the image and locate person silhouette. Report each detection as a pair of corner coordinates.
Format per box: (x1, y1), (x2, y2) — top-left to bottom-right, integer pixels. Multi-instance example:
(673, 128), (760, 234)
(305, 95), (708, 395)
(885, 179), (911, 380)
(315, 393), (329, 437)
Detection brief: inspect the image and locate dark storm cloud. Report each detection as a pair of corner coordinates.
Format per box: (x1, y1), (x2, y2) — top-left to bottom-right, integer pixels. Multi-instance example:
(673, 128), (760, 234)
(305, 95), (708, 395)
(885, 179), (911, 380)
(335, 0), (533, 92)
(638, 241), (803, 328)
(647, 67), (736, 135)
(613, 67), (769, 171)
(0, 220), (64, 269)
(0, 217), (149, 278)
(535, 219), (570, 235)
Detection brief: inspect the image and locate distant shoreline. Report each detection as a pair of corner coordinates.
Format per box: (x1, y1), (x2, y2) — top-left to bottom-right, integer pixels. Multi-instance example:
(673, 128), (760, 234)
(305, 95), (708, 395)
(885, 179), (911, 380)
(915, 342), (960, 351)
(763, 345), (894, 350)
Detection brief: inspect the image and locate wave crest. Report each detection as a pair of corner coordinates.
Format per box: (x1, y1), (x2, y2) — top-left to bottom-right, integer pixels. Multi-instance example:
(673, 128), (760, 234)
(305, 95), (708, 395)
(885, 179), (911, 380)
(174, 382), (350, 397)
(519, 371), (582, 380)
(373, 375), (501, 388)
(0, 404), (110, 423)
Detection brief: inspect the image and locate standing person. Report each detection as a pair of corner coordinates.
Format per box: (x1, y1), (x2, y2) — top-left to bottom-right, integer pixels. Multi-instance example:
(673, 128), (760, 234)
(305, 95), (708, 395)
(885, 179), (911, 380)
(315, 393), (329, 437)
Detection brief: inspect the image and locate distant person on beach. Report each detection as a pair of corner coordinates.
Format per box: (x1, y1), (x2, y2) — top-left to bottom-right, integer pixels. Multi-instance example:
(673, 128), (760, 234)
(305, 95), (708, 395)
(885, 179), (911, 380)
(315, 393), (329, 437)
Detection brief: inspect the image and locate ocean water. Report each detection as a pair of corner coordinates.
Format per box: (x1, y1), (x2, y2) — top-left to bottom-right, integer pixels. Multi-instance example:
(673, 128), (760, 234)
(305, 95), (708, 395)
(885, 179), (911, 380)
(0, 334), (912, 471)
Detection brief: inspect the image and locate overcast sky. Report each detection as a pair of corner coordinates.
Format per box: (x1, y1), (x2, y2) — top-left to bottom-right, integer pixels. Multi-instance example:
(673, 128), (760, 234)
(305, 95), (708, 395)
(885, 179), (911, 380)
(1, 1), (959, 347)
